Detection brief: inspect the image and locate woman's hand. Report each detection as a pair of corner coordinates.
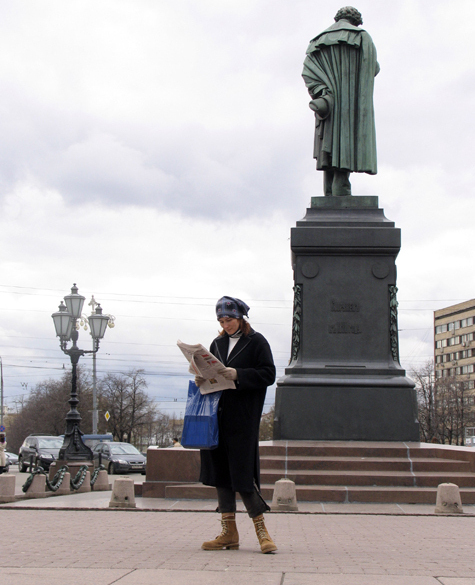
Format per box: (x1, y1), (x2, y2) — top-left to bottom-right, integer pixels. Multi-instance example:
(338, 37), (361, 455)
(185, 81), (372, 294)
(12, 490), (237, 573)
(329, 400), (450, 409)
(218, 367), (238, 381)
(195, 375), (206, 387)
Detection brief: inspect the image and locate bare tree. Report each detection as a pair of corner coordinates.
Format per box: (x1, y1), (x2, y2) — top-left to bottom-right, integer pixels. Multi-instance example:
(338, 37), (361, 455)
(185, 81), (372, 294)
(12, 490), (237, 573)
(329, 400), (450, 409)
(7, 368), (92, 453)
(259, 406), (275, 441)
(141, 411), (184, 448)
(8, 367), (179, 452)
(436, 378), (474, 446)
(412, 362), (438, 442)
(412, 361), (475, 445)
(99, 369), (155, 444)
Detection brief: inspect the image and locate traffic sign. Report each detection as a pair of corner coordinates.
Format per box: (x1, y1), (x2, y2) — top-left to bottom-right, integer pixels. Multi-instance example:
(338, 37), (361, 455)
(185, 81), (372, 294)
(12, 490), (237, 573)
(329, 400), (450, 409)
(105, 411), (110, 421)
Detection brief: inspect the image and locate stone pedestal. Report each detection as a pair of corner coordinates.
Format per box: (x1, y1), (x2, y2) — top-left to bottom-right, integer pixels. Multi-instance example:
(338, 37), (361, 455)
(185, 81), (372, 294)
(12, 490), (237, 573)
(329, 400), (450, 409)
(142, 448), (200, 498)
(49, 460), (93, 493)
(274, 196), (419, 441)
(0, 474), (16, 503)
(49, 460), (94, 479)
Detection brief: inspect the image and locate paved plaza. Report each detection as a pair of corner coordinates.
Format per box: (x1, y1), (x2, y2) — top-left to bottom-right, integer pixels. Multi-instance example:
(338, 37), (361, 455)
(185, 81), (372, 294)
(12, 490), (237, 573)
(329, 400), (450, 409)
(1, 483), (475, 585)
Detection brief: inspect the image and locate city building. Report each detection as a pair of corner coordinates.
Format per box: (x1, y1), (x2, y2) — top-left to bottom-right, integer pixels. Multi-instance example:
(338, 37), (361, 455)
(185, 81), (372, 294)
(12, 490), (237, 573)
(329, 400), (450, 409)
(434, 300), (475, 397)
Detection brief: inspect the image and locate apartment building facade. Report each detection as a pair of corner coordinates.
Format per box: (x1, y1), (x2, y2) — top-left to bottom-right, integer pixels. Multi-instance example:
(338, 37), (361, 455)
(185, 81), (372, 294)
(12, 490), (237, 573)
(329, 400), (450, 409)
(434, 300), (475, 400)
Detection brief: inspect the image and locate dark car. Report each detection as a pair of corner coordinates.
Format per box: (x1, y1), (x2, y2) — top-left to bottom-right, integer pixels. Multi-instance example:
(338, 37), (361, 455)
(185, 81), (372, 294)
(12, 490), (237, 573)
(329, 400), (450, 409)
(18, 435), (63, 472)
(93, 442), (146, 475)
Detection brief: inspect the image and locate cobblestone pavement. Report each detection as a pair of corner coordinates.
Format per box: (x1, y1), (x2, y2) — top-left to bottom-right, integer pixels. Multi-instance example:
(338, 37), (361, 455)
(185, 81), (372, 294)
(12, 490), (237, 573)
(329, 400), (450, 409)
(1, 508), (475, 585)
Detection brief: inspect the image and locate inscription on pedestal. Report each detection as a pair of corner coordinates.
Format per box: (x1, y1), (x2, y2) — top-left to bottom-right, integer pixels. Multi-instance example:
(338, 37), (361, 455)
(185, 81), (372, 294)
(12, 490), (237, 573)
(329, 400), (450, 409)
(328, 322), (361, 334)
(331, 300), (360, 312)
(329, 300), (361, 334)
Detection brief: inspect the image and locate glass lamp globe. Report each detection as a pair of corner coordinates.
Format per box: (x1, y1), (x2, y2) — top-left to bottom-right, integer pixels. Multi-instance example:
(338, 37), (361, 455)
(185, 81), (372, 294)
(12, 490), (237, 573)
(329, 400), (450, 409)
(52, 301), (73, 339)
(64, 283), (86, 319)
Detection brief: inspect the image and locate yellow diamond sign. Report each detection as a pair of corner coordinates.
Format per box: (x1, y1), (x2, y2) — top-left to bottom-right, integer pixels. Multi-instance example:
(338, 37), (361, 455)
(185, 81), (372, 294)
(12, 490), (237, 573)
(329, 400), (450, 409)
(105, 411), (110, 421)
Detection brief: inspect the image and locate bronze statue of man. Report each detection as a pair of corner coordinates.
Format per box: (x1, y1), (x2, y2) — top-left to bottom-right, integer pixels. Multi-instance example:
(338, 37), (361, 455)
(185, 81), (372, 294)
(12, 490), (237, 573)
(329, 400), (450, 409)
(302, 7), (379, 196)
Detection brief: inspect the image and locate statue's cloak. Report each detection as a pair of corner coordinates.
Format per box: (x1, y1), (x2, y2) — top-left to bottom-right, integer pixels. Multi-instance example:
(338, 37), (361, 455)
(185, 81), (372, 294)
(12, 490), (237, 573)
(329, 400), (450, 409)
(302, 20), (379, 174)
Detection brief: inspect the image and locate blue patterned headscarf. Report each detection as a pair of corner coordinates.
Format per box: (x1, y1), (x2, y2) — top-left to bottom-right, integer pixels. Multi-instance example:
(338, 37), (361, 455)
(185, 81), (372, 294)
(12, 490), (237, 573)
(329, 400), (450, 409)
(216, 296), (250, 320)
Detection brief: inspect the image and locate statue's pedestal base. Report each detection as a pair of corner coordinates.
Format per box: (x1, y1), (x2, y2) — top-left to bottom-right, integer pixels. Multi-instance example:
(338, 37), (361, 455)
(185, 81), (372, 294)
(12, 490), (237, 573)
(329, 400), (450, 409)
(274, 196), (419, 442)
(275, 383), (418, 441)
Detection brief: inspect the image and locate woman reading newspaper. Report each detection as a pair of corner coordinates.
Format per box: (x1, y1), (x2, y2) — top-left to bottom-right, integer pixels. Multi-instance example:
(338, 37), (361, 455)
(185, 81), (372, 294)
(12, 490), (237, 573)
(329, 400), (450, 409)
(196, 296), (277, 554)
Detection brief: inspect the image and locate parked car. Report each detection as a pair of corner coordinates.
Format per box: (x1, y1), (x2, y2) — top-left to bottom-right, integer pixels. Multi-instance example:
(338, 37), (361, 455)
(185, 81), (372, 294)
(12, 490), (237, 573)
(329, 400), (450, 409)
(93, 442), (146, 475)
(0, 450), (9, 474)
(6, 452), (19, 465)
(18, 435), (63, 471)
(82, 434), (113, 449)
(0, 452), (19, 473)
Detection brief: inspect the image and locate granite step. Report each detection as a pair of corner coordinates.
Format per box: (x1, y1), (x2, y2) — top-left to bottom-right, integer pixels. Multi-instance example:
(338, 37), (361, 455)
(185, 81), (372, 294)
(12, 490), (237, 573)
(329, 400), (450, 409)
(164, 482), (475, 505)
(146, 441), (475, 504)
(259, 444), (412, 458)
(259, 468), (475, 488)
(259, 455), (471, 473)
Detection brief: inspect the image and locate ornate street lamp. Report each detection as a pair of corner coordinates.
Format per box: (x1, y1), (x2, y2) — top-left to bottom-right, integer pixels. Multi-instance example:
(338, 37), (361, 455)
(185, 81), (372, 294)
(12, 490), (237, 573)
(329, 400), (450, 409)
(52, 284), (111, 462)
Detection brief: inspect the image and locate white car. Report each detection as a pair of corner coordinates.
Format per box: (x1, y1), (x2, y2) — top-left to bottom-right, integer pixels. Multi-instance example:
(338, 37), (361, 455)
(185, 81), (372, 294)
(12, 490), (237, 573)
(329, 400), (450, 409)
(6, 452), (19, 465)
(0, 450), (9, 474)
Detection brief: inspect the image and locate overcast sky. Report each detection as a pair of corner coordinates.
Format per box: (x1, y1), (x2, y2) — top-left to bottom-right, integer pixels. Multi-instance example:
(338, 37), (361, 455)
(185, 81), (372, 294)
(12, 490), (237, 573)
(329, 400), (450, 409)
(1, 0), (474, 419)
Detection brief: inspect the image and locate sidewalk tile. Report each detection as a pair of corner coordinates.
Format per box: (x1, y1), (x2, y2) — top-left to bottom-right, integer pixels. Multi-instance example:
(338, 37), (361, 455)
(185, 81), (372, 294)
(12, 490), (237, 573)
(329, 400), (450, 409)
(1, 568), (131, 585)
(282, 576), (439, 585)
(117, 569), (283, 585)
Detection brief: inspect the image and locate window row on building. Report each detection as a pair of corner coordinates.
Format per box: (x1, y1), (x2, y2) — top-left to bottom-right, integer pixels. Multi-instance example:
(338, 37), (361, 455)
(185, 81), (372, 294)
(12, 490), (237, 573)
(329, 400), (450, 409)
(435, 370), (475, 384)
(436, 349), (475, 363)
(435, 332), (475, 349)
(435, 317), (475, 334)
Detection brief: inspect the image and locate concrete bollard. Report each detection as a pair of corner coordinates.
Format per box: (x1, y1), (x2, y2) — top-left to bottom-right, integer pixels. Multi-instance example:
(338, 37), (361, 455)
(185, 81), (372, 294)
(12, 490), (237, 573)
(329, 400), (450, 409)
(27, 473), (47, 498)
(75, 471), (91, 493)
(54, 472), (71, 496)
(0, 474), (16, 503)
(271, 478), (299, 511)
(435, 482), (463, 514)
(92, 469), (110, 491)
(109, 476), (136, 508)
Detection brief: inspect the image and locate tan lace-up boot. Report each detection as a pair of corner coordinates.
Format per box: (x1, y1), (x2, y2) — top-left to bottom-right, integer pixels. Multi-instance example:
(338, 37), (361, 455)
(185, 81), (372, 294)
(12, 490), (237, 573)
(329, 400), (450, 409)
(252, 514), (277, 553)
(201, 513), (239, 550)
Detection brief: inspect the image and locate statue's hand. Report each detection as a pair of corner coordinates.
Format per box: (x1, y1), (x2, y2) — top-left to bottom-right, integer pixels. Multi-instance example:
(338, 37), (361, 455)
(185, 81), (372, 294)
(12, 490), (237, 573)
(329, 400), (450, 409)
(309, 97), (330, 119)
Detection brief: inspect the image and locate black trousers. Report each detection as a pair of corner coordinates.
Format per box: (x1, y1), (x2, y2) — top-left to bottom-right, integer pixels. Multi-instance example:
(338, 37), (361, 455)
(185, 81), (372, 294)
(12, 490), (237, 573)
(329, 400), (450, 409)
(217, 485), (270, 518)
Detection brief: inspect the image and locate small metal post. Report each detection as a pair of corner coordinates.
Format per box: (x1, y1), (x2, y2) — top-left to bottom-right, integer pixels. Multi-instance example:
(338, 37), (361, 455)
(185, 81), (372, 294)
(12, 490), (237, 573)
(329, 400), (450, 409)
(92, 352), (98, 434)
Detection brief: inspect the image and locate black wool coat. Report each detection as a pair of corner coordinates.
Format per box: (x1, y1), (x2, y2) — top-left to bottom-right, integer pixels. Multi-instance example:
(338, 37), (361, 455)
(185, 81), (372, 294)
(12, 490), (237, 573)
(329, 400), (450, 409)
(199, 329), (276, 493)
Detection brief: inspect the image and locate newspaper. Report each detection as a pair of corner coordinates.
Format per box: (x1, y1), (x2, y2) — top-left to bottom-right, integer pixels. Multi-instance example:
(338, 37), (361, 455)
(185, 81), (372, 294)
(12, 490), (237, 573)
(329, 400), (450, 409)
(177, 340), (236, 394)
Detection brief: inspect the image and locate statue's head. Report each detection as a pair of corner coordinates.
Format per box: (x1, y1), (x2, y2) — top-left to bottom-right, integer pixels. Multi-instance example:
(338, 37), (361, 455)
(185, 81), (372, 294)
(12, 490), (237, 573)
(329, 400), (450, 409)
(334, 6), (363, 26)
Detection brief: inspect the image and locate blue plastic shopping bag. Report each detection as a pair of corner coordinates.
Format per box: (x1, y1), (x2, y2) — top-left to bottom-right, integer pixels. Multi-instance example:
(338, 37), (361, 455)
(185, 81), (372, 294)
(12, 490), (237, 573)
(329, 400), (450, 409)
(181, 381), (222, 450)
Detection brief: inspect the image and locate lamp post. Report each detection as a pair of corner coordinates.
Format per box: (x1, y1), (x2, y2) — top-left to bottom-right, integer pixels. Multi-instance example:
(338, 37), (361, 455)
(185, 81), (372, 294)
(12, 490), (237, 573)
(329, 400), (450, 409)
(81, 295), (115, 435)
(52, 284), (110, 461)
